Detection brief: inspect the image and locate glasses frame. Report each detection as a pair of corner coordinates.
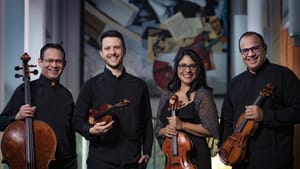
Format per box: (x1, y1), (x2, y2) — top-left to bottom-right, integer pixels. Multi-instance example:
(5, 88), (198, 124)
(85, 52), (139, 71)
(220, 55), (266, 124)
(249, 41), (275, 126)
(240, 45), (262, 55)
(177, 63), (197, 71)
(42, 58), (65, 65)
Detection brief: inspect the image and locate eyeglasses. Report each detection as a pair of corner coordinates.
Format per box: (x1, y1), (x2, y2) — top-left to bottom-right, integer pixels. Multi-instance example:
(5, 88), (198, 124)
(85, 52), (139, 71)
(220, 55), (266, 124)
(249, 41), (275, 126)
(178, 63), (197, 71)
(240, 45), (262, 55)
(42, 58), (64, 65)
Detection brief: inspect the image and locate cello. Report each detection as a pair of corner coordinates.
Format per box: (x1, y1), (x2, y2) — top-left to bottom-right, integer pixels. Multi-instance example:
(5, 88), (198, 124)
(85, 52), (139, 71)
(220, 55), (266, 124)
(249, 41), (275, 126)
(219, 83), (274, 165)
(1, 53), (57, 169)
(162, 94), (196, 169)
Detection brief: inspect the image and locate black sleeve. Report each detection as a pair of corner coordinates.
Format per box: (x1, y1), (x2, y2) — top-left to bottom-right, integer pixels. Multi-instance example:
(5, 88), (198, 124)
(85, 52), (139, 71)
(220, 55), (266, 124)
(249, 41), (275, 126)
(141, 83), (154, 156)
(72, 80), (94, 139)
(0, 85), (24, 131)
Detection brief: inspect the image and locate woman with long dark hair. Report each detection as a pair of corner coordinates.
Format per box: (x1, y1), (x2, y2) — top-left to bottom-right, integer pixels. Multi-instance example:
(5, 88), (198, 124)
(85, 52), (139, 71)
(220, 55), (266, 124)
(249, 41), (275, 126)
(154, 49), (219, 169)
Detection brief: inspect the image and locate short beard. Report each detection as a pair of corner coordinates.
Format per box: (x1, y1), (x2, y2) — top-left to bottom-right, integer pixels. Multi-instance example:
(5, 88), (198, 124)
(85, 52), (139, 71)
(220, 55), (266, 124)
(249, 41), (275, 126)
(106, 60), (123, 69)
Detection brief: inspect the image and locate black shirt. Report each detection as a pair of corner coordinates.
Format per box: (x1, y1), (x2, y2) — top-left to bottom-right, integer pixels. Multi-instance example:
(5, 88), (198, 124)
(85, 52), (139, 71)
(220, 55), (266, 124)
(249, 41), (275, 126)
(0, 74), (77, 169)
(155, 89), (219, 169)
(220, 59), (300, 169)
(159, 101), (211, 169)
(72, 68), (153, 169)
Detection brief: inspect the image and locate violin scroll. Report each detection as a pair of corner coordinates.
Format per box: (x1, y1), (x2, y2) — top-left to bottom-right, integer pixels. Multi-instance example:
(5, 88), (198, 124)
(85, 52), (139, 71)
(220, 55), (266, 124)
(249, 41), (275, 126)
(168, 94), (179, 111)
(259, 83), (274, 97)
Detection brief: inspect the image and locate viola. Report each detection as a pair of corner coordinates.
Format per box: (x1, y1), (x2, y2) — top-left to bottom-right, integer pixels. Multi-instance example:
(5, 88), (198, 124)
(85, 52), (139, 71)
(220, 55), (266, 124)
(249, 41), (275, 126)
(1, 53), (57, 169)
(88, 99), (130, 125)
(219, 83), (274, 165)
(162, 94), (196, 169)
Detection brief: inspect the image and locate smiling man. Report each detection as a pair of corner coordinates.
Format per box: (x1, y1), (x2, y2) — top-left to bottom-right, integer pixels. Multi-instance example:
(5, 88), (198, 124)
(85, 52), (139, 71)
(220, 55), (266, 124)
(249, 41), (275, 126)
(0, 43), (78, 169)
(72, 30), (153, 169)
(219, 31), (300, 169)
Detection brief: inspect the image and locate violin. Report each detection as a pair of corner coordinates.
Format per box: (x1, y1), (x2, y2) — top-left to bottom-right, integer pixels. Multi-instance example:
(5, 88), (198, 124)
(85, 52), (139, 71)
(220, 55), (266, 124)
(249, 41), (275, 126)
(219, 83), (274, 165)
(162, 94), (196, 169)
(88, 99), (130, 125)
(1, 53), (57, 169)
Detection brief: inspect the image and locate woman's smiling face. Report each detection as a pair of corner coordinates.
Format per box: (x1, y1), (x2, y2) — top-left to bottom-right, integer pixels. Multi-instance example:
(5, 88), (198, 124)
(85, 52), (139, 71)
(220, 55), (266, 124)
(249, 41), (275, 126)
(177, 55), (197, 86)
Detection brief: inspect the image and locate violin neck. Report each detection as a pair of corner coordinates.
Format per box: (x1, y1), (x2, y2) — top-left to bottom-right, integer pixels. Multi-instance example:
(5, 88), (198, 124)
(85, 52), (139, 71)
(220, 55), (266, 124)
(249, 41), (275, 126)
(253, 95), (265, 106)
(93, 105), (117, 121)
(172, 135), (178, 156)
(235, 95), (266, 132)
(235, 119), (247, 132)
(171, 110), (178, 156)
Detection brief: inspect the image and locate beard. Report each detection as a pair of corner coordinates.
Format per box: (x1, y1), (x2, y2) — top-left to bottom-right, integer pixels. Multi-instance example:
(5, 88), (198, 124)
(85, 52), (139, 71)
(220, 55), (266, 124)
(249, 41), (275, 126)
(105, 59), (123, 69)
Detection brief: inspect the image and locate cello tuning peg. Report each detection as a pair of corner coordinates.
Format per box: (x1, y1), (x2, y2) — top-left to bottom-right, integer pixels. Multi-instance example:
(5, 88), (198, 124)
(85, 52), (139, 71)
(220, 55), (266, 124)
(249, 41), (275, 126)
(29, 65), (37, 67)
(14, 66), (22, 71)
(31, 69), (39, 75)
(15, 74), (23, 78)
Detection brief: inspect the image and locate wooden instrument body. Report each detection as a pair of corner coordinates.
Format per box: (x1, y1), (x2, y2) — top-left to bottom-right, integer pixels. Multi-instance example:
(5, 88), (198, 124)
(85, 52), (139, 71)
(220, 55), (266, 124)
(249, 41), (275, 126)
(88, 99), (130, 126)
(162, 132), (196, 169)
(1, 53), (57, 169)
(88, 104), (113, 125)
(219, 114), (258, 164)
(162, 94), (196, 169)
(1, 120), (56, 169)
(219, 83), (274, 165)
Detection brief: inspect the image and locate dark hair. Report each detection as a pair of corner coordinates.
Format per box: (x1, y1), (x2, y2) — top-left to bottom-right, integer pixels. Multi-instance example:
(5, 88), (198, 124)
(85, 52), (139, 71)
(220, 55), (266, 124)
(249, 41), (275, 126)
(98, 30), (126, 50)
(40, 43), (66, 62)
(238, 31), (266, 51)
(168, 49), (212, 100)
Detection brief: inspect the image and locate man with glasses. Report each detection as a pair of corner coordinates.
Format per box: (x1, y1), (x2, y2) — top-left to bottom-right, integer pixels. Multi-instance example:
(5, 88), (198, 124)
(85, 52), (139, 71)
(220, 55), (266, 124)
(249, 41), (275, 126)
(219, 31), (300, 169)
(0, 43), (77, 169)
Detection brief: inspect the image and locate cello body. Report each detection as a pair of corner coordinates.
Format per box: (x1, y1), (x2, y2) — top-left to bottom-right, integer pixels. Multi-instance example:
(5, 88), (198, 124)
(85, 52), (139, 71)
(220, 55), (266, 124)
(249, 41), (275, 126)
(1, 120), (56, 169)
(1, 53), (57, 169)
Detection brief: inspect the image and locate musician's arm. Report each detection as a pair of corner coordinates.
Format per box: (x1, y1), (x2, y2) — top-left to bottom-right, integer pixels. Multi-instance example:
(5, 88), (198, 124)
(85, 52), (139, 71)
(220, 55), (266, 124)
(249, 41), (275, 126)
(219, 92), (234, 144)
(154, 91), (171, 146)
(191, 89), (219, 138)
(180, 122), (211, 137)
(0, 85), (24, 131)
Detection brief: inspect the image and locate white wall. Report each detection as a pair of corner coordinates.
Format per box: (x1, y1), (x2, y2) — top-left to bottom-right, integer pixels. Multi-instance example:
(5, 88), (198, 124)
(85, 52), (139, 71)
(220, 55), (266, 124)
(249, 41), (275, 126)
(0, 0), (4, 111)
(4, 0), (25, 103)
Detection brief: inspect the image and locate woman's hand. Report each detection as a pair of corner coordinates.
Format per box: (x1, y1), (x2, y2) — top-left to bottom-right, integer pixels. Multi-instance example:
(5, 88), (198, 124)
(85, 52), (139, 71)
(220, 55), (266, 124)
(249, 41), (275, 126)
(162, 123), (177, 138)
(167, 116), (184, 130)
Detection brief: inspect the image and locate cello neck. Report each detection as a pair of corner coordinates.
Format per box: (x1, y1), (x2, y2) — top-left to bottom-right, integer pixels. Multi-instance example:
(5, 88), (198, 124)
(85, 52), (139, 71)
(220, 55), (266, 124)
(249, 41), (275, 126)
(21, 53), (36, 169)
(24, 76), (31, 105)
